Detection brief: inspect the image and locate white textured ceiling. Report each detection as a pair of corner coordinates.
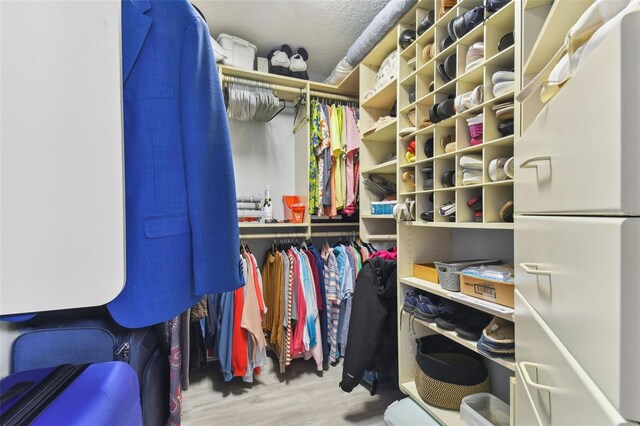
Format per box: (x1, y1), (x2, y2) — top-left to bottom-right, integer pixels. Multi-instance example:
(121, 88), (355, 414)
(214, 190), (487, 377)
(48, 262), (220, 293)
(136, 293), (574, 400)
(192, 0), (390, 81)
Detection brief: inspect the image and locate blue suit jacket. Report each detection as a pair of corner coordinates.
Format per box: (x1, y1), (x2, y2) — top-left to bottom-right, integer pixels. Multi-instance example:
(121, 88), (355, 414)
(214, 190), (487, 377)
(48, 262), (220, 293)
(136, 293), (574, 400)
(108, 0), (243, 328)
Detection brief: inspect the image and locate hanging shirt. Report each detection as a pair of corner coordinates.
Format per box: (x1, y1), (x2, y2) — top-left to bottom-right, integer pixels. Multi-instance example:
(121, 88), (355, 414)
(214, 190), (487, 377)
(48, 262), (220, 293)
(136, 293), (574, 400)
(285, 252), (295, 367)
(290, 249), (307, 358)
(322, 245), (341, 363)
(321, 104), (333, 209)
(240, 252), (266, 381)
(344, 108), (360, 214)
(309, 100), (321, 215)
(308, 246), (329, 367)
(340, 106), (348, 211)
(297, 249), (318, 350)
(231, 284), (248, 377)
(330, 105), (344, 211)
(338, 246), (356, 355)
(213, 291), (234, 382)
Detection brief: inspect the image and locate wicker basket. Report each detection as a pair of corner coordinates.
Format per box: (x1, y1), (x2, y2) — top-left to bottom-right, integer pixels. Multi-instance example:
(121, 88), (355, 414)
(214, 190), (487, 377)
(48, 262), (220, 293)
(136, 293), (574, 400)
(414, 335), (491, 410)
(433, 259), (502, 292)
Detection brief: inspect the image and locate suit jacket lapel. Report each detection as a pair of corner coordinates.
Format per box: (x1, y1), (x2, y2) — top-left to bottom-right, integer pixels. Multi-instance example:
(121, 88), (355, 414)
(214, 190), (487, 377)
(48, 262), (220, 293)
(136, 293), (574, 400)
(121, 0), (152, 83)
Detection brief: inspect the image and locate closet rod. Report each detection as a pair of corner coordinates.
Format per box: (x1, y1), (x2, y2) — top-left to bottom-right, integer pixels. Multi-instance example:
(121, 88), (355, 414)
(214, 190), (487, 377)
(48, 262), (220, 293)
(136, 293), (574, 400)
(239, 231), (359, 240)
(309, 90), (358, 103)
(221, 75), (301, 96)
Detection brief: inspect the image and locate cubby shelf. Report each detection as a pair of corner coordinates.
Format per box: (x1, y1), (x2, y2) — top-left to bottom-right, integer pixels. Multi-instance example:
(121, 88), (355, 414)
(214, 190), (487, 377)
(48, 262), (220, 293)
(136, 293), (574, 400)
(361, 78), (398, 109)
(400, 276), (514, 321)
(361, 159), (398, 175)
(361, 214), (394, 220)
(401, 311), (516, 371)
(362, 118), (398, 143)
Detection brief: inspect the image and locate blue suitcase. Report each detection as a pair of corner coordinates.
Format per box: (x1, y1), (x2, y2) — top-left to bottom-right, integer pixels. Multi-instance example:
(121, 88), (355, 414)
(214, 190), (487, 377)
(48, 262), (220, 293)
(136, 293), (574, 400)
(0, 362), (142, 426)
(11, 314), (168, 426)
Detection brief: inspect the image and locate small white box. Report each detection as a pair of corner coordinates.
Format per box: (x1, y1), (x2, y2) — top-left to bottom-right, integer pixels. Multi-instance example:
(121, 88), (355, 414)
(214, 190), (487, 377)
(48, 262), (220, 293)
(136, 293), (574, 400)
(460, 393), (510, 426)
(257, 57), (269, 73)
(216, 33), (257, 70)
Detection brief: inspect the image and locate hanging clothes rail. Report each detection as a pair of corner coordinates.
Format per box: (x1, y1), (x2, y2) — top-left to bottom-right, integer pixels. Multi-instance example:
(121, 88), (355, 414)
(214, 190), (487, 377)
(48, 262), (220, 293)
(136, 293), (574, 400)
(309, 90), (358, 103)
(221, 75), (301, 97)
(239, 231), (359, 240)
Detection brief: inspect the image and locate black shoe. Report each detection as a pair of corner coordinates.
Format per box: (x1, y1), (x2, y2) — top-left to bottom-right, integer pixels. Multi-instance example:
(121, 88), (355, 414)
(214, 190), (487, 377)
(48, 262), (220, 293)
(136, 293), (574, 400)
(455, 312), (492, 341)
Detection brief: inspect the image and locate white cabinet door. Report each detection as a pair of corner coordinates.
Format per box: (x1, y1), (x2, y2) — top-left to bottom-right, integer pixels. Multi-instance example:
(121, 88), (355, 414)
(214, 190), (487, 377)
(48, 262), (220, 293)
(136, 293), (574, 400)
(515, 216), (640, 421)
(515, 12), (640, 215)
(515, 291), (630, 426)
(0, 1), (125, 314)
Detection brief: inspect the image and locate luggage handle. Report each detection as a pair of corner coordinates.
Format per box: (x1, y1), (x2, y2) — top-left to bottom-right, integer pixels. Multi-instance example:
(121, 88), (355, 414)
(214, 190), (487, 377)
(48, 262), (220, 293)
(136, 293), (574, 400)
(519, 263), (551, 276)
(519, 361), (554, 392)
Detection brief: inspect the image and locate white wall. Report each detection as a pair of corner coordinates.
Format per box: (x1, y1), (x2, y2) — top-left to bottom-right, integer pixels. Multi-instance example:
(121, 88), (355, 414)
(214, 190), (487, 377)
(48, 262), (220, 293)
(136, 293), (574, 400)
(229, 108), (296, 221)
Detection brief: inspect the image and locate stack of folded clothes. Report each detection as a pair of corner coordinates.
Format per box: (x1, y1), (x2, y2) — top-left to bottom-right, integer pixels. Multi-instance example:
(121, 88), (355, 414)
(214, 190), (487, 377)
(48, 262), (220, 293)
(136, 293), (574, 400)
(477, 317), (515, 357)
(402, 290), (493, 342)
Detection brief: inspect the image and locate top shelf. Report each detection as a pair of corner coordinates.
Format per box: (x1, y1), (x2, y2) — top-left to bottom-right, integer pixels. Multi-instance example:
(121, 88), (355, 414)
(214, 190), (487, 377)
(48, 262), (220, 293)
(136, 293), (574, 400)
(362, 29), (400, 68)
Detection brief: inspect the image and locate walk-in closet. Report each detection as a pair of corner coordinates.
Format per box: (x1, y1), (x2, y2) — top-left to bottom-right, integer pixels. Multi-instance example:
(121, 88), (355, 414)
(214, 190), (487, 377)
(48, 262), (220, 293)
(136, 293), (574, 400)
(1, 0), (639, 425)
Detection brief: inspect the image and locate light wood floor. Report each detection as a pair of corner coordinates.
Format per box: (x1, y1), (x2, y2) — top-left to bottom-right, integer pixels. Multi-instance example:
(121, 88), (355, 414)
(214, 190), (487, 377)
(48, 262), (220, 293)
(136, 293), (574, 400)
(182, 355), (404, 426)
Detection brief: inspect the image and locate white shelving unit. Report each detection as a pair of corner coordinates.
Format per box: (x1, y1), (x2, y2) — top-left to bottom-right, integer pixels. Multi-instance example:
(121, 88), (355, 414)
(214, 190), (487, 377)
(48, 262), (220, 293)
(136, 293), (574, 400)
(356, 0), (518, 423)
(359, 29), (401, 242)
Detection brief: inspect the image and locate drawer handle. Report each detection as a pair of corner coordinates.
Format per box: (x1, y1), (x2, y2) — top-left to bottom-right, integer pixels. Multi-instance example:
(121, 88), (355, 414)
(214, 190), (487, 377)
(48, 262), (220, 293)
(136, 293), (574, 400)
(519, 155), (551, 169)
(520, 361), (554, 392)
(520, 263), (551, 276)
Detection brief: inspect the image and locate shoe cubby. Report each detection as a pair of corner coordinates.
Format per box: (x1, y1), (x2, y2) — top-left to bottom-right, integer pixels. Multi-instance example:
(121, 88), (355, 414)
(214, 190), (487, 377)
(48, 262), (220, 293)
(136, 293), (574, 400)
(416, 192), (435, 222)
(415, 129), (434, 163)
(483, 142), (514, 184)
(485, 1), (515, 60)
(433, 189), (456, 224)
(416, 67), (435, 101)
(484, 184), (513, 224)
(457, 187), (484, 223)
(433, 158), (455, 190)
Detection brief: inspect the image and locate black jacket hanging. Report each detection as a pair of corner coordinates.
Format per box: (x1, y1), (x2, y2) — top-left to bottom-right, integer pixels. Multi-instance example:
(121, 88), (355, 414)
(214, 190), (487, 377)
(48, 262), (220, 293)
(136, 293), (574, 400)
(339, 257), (397, 392)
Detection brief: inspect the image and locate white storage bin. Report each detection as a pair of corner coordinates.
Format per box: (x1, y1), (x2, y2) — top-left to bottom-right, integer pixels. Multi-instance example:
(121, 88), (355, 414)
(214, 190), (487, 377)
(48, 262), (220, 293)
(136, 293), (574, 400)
(461, 393), (509, 426)
(216, 34), (257, 70)
(383, 398), (439, 426)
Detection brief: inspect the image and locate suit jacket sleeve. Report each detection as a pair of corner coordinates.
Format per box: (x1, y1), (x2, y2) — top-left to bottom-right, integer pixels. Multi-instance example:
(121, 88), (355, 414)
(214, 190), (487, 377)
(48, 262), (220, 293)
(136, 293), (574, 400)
(179, 18), (243, 294)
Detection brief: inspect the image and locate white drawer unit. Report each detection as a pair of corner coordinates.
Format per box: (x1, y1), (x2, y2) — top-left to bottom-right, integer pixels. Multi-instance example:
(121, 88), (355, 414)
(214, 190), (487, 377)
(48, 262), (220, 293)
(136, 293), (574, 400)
(515, 12), (640, 215)
(515, 291), (630, 426)
(515, 216), (640, 421)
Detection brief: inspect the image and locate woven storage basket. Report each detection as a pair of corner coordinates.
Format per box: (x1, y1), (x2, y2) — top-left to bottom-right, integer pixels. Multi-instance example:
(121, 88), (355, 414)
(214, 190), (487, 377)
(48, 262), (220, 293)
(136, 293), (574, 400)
(414, 353), (491, 409)
(414, 335), (491, 410)
(433, 259), (502, 291)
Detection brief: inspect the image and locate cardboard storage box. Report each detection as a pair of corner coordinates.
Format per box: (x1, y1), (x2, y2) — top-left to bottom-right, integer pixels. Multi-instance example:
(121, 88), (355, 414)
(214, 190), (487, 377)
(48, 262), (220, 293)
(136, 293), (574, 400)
(413, 263), (439, 283)
(459, 274), (514, 308)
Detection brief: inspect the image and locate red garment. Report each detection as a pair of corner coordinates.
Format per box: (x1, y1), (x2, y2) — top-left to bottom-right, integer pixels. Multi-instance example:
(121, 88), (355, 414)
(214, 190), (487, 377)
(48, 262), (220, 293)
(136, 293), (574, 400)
(231, 286), (248, 377)
(304, 249), (323, 311)
(290, 250), (307, 357)
(370, 246), (398, 260)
